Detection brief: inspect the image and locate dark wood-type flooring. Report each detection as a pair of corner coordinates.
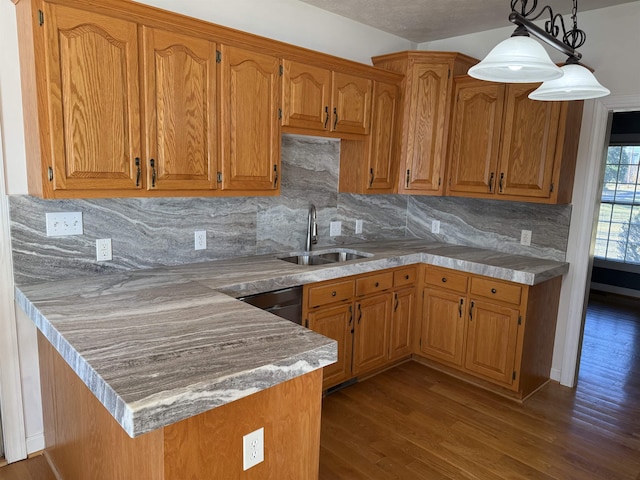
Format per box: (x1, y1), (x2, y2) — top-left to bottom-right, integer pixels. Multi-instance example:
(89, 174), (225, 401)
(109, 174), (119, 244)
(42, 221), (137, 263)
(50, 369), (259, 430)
(318, 293), (640, 479)
(2, 293), (639, 479)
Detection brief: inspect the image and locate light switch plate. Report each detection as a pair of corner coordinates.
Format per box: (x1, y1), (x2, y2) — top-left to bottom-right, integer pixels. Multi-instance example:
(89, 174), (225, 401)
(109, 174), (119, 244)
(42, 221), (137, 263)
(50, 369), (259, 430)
(194, 230), (207, 250)
(330, 221), (342, 237)
(46, 212), (83, 237)
(431, 220), (441, 234)
(355, 219), (363, 235)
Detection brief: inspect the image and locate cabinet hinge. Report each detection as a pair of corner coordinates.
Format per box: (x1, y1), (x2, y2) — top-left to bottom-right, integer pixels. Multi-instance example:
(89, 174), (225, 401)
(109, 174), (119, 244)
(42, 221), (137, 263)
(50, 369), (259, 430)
(305, 319), (309, 328)
(448, 68), (451, 79)
(405, 169), (410, 189)
(216, 50), (221, 63)
(419, 338), (422, 347)
(216, 172), (222, 183)
(279, 64), (283, 76)
(38, 9), (44, 26)
(518, 315), (522, 325)
(512, 371), (517, 381)
(550, 182), (555, 193)
(47, 166), (53, 181)
(438, 177), (441, 187)
(278, 108), (282, 120)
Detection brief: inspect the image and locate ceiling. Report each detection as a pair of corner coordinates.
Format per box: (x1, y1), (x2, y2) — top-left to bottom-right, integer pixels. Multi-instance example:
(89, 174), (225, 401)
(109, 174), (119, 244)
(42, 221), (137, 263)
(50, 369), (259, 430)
(297, 0), (637, 43)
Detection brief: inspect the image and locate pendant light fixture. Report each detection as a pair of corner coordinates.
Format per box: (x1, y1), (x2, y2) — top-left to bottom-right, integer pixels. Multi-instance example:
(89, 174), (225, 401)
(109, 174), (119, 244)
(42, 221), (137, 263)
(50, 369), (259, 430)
(468, 0), (610, 101)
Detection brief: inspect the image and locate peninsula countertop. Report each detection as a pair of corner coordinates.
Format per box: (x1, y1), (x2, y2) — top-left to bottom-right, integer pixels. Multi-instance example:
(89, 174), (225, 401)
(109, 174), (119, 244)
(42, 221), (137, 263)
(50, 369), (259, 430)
(15, 239), (569, 437)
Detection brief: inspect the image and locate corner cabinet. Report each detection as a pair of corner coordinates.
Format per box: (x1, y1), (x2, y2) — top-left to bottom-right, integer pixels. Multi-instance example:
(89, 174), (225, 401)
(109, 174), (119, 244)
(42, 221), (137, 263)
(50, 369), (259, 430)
(446, 76), (584, 204)
(218, 45), (281, 192)
(372, 51), (477, 195)
(418, 265), (562, 400)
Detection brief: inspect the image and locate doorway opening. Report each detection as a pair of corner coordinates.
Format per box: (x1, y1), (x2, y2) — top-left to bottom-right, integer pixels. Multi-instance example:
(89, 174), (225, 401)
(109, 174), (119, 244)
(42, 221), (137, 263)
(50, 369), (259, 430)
(578, 111), (640, 390)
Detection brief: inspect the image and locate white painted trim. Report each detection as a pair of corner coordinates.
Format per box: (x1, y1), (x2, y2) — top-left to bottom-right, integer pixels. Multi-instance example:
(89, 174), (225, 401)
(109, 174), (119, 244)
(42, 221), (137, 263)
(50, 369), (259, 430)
(557, 94), (640, 388)
(0, 119), (27, 461)
(25, 433), (44, 455)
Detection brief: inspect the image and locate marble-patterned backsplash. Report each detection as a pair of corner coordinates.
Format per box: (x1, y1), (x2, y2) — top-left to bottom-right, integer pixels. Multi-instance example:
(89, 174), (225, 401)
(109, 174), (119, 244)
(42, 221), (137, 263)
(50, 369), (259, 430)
(9, 134), (571, 285)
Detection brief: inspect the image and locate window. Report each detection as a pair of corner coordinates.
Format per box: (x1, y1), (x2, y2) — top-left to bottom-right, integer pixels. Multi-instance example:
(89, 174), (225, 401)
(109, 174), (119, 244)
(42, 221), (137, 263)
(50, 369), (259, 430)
(594, 145), (640, 263)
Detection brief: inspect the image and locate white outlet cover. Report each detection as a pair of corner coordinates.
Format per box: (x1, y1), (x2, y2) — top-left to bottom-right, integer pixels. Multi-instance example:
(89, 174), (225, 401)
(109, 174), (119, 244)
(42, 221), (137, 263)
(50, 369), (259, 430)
(355, 219), (363, 235)
(243, 427), (264, 471)
(96, 238), (112, 262)
(194, 230), (207, 250)
(520, 230), (532, 246)
(46, 212), (83, 237)
(330, 221), (342, 237)
(431, 220), (441, 234)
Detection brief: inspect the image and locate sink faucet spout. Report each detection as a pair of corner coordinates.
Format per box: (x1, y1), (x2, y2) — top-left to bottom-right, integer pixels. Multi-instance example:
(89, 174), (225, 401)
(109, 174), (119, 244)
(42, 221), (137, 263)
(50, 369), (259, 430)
(306, 205), (318, 252)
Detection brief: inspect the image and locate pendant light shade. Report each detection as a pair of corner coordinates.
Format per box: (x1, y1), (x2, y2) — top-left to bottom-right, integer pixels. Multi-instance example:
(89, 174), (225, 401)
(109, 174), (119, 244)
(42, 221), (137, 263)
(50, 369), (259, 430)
(528, 64), (611, 101)
(468, 36), (563, 83)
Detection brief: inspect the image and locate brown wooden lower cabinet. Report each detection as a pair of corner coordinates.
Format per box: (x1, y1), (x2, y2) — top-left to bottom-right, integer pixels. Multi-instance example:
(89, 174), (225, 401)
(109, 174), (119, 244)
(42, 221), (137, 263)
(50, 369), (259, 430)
(417, 265), (562, 400)
(303, 266), (417, 390)
(37, 332), (323, 480)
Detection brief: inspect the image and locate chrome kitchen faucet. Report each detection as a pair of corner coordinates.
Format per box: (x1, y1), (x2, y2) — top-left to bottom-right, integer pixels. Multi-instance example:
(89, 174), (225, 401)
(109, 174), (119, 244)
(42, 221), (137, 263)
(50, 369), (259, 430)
(306, 204), (318, 252)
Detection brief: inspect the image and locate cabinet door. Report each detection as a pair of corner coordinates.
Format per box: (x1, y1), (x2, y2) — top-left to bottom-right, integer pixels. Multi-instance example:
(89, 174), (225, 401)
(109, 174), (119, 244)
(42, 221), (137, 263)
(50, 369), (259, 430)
(388, 287), (414, 361)
(498, 84), (561, 199)
(365, 81), (400, 192)
(465, 300), (520, 387)
(45, 5), (141, 192)
(401, 63), (450, 193)
(281, 60), (331, 130)
(219, 45), (280, 191)
(421, 288), (466, 367)
(142, 28), (217, 191)
(308, 304), (353, 389)
(331, 72), (371, 135)
(448, 80), (504, 195)
(353, 294), (391, 375)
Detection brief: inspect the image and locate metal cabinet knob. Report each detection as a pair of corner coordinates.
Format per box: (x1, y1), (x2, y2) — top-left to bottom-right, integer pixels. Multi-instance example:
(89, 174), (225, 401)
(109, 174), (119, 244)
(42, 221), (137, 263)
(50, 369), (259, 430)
(442, 277), (447, 283)
(491, 288), (497, 294)
(331, 291), (337, 297)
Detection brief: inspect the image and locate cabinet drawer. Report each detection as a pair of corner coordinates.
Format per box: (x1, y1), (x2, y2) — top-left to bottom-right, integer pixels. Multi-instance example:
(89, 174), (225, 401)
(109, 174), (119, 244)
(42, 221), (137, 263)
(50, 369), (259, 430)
(393, 266), (417, 287)
(424, 267), (468, 293)
(470, 277), (522, 305)
(356, 272), (393, 297)
(307, 280), (354, 308)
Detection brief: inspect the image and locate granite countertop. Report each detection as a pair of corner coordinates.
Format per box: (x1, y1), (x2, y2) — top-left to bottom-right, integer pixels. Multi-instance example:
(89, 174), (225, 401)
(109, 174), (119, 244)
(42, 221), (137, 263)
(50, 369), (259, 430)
(15, 239), (568, 438)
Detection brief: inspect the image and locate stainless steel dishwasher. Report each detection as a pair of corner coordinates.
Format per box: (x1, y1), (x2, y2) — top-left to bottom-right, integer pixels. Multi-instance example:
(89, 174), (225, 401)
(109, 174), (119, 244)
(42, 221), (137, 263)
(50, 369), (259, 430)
(238, 286), (303, 325)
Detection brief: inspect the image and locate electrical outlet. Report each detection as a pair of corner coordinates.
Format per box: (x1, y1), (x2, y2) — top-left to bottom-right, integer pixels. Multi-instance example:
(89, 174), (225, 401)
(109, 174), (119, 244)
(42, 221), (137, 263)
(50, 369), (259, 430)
(45, 212), (83, 237)
(431, 220), (441, 234)
(243, 427), (264, 471)
(194, 230), (207, 250)
(330, 221), (342, 237)
(96, 238), (112, 262)
(521, 230), (532, 246)
(355, 219), (363, 235)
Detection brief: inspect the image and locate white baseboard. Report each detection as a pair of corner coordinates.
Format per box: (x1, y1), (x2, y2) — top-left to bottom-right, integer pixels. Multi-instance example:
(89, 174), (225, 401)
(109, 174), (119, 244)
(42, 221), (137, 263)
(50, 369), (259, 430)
(550, 368), (562, 382)
(26, 432), (45, 455)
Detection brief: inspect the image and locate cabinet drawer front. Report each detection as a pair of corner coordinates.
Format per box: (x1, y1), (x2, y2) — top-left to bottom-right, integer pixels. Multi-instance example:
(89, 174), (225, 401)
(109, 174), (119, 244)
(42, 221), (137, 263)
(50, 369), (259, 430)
(470, 277), (522, 305)
(307, 281), (354, 308)
(356, 272), (393, 297)
(393, 267), (417, 287)
(424, 267), (468, 293)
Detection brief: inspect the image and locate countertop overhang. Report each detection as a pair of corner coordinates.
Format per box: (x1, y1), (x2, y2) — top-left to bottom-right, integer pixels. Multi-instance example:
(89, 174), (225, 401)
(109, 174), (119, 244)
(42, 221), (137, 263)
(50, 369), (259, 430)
(15, 239), (568, 437)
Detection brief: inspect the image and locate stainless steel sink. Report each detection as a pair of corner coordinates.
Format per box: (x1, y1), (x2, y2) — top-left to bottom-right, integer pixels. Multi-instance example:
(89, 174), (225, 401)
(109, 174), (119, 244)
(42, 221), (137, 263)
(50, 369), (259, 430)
(277, 248), (372, 266)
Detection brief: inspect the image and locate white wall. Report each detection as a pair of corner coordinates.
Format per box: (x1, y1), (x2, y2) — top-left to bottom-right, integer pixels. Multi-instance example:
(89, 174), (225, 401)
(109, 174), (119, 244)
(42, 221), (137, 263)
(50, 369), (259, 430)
(0, 0), (412, 458)
(422, 1), (640, 385)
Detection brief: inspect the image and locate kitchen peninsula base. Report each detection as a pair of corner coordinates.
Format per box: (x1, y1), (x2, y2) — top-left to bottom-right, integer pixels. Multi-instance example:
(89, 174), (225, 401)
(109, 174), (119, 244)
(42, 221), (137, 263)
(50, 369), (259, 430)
(38, 333), (323, 479)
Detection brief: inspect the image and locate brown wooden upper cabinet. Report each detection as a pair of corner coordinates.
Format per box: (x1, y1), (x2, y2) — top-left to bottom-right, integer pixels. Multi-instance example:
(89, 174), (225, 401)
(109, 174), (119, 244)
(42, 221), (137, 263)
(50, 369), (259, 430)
(15, 0), (283, 198)
(447, 76), (584, 204)
(372, 51), (477, 195)
(339, 80), (401, 194)
(218, 45), (281, 192)
(281, 60), (372, 135)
